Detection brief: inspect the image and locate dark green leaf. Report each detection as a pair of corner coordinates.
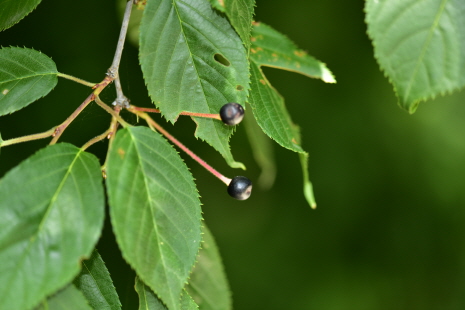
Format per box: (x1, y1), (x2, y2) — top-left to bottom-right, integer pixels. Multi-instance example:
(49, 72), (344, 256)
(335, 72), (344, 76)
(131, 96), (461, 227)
(224, 0), (256, 51)
(106, 127), (202, 310)
(248, 61), (303, 153)
(135, 277), (198, 310)
(187, 225), (232, 310)
(0, 143), (105, 310)
(247, 22), (333, 208)
(136, 277), (167, 310)
(250, 22), (335, 82)
(0, 47), (58, 115)
(35, 285), (92, 310)
(139, 0), (249, 169)
(0, 0), (42, 31)
(73, 249), (122, 310)
(366, 0), (465, 113)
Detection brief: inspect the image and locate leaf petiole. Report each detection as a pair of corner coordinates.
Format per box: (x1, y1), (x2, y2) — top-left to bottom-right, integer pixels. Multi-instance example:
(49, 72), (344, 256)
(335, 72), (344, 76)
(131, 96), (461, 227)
(0, 128), (56, 147)
(130, 105), (222, 121)
(57, 73), (97, 87)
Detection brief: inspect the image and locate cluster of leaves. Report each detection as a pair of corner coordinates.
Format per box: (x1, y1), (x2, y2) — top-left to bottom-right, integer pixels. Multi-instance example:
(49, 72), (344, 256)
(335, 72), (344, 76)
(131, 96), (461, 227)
(2, 0), (461, 309)
(0, 0), (334, 309)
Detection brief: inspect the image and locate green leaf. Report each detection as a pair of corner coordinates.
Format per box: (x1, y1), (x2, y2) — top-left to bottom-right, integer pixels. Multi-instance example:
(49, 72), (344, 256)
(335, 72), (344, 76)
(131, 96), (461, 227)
(135, 277), (198, 310)
(248, 61), (303, 153)
(0, 47), (58, 116)
(247, 22), (332, 208)
(250, 22), (335, 82)
(139, 0), (249, 169)
(73, 249), (122, 310)
(106, 127), (202, 310)
(0, 143), (105, 310)
(35, 285), (92, 310)
(224, 0), (256, 51)
(365, 0), (465, 113)
(186, 225), (232, 310)
(0, 0), (42, 31)
(243, 104), (276, 190)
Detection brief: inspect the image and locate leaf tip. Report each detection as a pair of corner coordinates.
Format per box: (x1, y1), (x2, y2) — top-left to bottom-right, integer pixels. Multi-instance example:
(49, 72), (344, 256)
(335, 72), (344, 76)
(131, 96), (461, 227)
(321, 64), (336, 84)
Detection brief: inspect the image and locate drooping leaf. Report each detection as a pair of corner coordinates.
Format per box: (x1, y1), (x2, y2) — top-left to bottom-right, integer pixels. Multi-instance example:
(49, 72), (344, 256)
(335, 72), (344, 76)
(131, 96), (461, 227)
(136, 277), (198, 310)
(0, 143), (105, 310)
(224, 0), (256, 51)
(247, 22), (334, 208)
(0, 0), (42, 31)
(186, 225), (232, 310)
(294, 125), (317, 209)
(106, 127), (202, 310)
(0, 47), (58, 116)
(248, 61), (303, 153)
(365, 0), (465, 113)
(243, 104), (276, 190)
(139, 0), (249, 169)
(250, 22), (335, 82)
(35, 285), (92, 310)
(73, 249), (122, 310)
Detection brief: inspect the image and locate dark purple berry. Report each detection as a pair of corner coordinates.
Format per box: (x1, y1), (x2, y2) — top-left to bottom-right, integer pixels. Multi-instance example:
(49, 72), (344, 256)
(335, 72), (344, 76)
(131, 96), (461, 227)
(227, 176), (252, 200)
(220, 103), (244, 126)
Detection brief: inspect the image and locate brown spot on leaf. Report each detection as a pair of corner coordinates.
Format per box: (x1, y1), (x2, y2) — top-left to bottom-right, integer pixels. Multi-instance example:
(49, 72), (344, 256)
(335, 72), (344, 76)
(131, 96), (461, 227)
(118, 148), (125, 159)
(218, 0), (225, 7)
(294, 50), (306, 57)
(251, 37), (257, 42)
(252, 21), (261, 26)
(292, 138), (298, 144)
(251, 48), (257, 54)
(236, 85), (244, 91)
(260, 79), (266, 85)
(272, 53), (278, 58)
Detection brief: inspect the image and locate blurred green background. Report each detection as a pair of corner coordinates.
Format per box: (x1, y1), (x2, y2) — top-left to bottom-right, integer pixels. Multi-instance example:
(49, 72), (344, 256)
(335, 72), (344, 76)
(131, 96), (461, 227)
(2, 0), (465, 309)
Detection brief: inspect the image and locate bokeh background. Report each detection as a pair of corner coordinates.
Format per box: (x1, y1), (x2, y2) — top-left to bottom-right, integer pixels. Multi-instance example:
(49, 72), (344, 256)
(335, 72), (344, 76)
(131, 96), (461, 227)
(2, 1), (465, 309)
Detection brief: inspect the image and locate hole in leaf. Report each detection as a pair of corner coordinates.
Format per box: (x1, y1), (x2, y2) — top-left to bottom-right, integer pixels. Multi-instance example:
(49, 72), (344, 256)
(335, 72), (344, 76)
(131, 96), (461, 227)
(236, 85), (244, 91)
(214, 53), (230, 67)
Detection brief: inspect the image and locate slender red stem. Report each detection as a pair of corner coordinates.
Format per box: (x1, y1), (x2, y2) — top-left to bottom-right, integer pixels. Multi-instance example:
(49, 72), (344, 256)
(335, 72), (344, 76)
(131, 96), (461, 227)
(130, 109), (231, 185)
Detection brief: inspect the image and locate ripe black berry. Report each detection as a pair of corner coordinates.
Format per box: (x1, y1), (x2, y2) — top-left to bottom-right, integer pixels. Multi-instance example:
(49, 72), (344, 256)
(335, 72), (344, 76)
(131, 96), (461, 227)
(227, 176), (252, 200)
(220, 103), (244, 126)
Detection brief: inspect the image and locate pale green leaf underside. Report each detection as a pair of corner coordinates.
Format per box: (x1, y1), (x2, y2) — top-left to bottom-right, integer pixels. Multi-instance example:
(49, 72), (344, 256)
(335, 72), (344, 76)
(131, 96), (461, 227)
(73, 249), (122, 310)
(187, 225), (232, 310)
(366, 0), (465, 113)
(251, 22), (335, 83)
(0, 0), (42, 31)
(139, 0), (249, 169)
(36, 285), (92, 310)
(224, 0), (256, 51)
(135, 277), (198, 310)
(0, 143), (104, 310)
(106, 127), (202, 310)
(0, 47), (58, 116)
